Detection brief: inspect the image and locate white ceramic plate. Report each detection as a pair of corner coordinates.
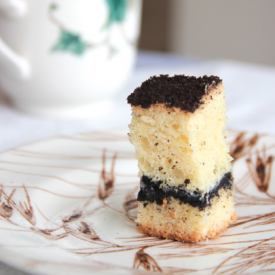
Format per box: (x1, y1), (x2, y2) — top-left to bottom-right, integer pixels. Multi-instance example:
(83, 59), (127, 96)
(0, 130), (275, 275)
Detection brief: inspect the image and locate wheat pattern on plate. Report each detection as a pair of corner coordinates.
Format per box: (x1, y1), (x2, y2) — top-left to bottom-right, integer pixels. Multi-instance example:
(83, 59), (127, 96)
(0, 130), (275, 274)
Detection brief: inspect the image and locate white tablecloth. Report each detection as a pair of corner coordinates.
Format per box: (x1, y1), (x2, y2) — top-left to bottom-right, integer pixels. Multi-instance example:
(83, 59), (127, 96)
(0, 51), (275, 274)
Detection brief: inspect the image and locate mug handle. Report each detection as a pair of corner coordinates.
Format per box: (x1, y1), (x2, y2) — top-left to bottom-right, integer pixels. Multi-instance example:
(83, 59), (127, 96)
(0, 0), (30, 79)
(0, 0), (27, 18)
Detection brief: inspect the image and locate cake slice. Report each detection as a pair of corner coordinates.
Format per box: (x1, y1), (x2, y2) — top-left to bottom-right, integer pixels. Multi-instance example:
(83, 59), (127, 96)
(127, 74), (237, 242)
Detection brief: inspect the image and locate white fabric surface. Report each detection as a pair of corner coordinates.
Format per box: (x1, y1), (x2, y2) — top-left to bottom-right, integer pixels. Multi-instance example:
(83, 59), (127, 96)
(1, 53), (275, 153)
(0, 52), (275, 274)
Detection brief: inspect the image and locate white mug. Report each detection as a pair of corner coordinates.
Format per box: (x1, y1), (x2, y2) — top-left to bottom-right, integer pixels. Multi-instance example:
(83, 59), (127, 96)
(0, 0), (142, 119)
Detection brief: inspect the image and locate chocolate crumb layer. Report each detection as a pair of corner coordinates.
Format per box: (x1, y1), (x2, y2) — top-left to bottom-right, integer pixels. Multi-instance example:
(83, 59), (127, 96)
(127, 74), (222, 112)
(137, 172), (232, 210)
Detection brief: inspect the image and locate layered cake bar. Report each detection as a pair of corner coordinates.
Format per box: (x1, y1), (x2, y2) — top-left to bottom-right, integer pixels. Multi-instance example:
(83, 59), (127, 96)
(127, 75), (237, 242)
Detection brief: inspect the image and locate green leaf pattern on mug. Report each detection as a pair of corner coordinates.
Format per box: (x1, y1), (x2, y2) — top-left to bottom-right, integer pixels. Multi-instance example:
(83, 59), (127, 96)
(50, 3), (58, 11)
(105, 0), (128, 27)
(50, 0), (132, 56)
(52, 30), (87, 55)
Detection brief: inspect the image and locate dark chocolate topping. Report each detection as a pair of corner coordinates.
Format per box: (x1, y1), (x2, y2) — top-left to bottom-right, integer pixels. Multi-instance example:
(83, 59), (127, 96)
(137, 172), (232, 210)
(127, 74), (222, 112)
